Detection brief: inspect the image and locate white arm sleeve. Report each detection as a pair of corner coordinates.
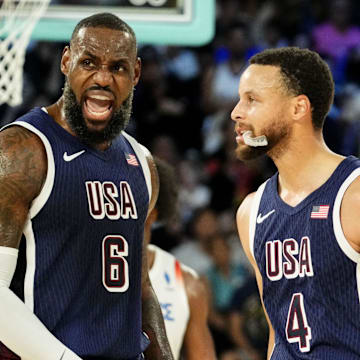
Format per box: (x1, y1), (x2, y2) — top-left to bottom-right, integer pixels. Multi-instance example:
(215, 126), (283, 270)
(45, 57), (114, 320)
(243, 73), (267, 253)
(0, 247), (82, 360)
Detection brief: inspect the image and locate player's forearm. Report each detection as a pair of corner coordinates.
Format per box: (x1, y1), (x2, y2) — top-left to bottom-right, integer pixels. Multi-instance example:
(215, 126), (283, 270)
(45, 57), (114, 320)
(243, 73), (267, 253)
(0, 288), (82, 360)
(141, 283), (174, 360)
(0, 247), (82, 360)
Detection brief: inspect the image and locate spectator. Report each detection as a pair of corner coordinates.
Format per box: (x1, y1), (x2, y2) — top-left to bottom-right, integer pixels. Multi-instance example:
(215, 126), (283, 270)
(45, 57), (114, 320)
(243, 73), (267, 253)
(171, 207), (218, 276)
(311, 0), (360, 85)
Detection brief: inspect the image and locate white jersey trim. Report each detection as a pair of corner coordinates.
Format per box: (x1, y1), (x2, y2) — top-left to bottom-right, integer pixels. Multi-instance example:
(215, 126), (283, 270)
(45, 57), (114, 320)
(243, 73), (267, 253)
(23, 219), (36, 311)
(122, 131), (152, 202)
(249, 180), (268, 261)
(333, 168), (360, 264)
(333, 168), (360, 303)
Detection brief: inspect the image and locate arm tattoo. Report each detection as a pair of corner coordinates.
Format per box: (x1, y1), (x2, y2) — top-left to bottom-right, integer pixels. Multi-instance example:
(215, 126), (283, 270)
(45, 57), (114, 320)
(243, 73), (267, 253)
(0, 126), (47, 248)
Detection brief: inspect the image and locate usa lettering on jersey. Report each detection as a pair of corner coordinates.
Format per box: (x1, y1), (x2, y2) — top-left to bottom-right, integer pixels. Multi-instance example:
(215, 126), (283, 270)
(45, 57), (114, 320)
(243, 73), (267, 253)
(266, 236), (314, 281)
(265, 237), (314, 353)
(85, 180), (138, 220)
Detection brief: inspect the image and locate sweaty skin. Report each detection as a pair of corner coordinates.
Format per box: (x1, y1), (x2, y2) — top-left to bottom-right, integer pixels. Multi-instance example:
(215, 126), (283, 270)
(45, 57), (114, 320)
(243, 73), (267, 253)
(0, 23), (174, 360)
(232, 60), (360, 359)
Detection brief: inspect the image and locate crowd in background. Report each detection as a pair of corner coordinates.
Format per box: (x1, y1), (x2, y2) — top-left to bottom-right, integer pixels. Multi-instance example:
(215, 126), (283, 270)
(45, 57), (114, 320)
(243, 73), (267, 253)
(2, 0), (360, 359)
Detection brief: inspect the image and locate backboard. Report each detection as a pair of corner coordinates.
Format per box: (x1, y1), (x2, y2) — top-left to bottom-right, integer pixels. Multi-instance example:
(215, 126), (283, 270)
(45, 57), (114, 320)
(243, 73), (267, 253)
(31, 0), (215, 46)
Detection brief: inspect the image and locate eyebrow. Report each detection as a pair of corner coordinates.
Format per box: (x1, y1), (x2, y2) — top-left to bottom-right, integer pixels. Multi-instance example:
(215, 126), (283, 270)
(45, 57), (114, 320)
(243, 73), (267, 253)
(241, 90), (257, 97)
(82, 51), (130, 65)
(83, 51), (97, 60)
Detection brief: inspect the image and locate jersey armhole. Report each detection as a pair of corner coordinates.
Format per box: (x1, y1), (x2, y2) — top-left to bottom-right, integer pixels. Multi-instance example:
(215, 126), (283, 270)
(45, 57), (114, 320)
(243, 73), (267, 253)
(333, 168), (360, 263)
(249, 180), (268, 261)
(122, 131), (152, 202)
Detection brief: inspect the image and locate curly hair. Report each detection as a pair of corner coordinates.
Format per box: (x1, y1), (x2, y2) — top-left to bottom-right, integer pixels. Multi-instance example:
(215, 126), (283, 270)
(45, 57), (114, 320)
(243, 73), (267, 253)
(250, 47), (335, 130)
(71, 12), (136, 47)
(154, 157), (179, 224)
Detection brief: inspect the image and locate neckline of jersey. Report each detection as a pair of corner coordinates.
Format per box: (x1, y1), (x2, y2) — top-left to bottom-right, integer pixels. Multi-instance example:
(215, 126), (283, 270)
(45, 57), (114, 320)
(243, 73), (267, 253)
(270, 156), (356, 215)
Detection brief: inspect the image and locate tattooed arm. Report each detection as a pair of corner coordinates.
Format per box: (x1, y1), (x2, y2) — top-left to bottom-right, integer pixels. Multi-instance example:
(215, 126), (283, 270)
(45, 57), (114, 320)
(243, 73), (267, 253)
(0, 125), (82, 360)
(0, 126), (46, 249)
(141, 151), (174, 360)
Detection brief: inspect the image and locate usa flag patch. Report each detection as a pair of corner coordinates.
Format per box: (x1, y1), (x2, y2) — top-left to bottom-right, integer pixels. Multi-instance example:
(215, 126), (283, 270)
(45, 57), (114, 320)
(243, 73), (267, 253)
(125, 153), (139, 166)
(310, 205), (329, 219)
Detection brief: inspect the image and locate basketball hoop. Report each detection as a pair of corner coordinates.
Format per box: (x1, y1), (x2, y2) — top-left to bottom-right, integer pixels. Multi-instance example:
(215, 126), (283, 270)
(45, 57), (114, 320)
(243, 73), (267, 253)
(0, 0), (50, 107)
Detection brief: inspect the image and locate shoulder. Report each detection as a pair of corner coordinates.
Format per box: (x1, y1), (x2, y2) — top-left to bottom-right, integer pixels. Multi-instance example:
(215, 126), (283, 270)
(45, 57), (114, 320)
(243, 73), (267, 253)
(236, 192), (256, 221)
(180, 262), (207, 305)
(236, 191), (260, 267)
(236, 192), (256, 238)
(343, 173), (360, 196)
(340, 175), (360, 252)
(0, 124), (47, 172)
(236, 178), (270, 241)
(0, 124), (47, 247)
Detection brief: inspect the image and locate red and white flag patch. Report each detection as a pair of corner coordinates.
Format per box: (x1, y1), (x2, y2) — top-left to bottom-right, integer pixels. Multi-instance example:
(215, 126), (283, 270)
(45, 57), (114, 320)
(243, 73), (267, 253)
(310, 205), (329, 219)
(125, 153), (139, 166)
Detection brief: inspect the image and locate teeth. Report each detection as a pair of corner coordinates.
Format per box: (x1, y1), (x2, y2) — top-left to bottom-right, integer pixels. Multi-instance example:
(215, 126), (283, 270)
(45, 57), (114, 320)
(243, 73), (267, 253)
(87, 108), (110, 116)
(89, 95), (112, 101)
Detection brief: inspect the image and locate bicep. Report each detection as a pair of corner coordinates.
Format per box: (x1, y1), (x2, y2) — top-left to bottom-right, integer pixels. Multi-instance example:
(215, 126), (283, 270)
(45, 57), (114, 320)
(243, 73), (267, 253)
(0, 126), (46, 248)
(237, 194), (275, 356)
(236, 193), (258, 274)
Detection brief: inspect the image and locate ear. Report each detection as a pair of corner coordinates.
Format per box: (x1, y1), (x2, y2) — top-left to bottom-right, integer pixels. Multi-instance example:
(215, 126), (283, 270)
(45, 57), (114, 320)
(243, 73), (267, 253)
(60, 46), (71, 76)
(133, 57), (141, 86)
(292, 94), (311, 121)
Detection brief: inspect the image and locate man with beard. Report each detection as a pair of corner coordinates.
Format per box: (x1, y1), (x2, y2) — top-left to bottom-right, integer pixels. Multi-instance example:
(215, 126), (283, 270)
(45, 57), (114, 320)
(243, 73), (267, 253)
(232, 47), (360, 359)
(0, 13), (174, 360)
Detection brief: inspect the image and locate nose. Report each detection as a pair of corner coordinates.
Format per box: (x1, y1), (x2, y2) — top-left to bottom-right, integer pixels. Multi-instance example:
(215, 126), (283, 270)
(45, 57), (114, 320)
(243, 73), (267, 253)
(231, 100), (243, 122)
(92, 65), (113, 87)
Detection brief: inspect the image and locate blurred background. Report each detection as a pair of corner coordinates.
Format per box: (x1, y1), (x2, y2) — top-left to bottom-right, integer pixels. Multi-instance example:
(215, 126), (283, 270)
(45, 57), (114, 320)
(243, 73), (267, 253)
(2, 0), (360, 359)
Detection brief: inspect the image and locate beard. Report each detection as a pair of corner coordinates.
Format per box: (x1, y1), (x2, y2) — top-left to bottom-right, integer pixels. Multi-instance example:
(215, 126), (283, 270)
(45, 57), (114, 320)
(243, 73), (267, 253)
(63, 80), (133, 145)
(235, 115), (291, 162)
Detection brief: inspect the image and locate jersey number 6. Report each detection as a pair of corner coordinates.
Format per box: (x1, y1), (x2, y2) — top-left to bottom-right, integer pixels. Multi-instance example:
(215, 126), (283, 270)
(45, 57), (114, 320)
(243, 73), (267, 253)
(102, 235), (129, 292)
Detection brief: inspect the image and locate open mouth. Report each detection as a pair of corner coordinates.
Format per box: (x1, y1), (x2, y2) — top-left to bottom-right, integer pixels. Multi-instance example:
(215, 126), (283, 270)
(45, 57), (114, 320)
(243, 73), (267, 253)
(83, 94), (114, 121)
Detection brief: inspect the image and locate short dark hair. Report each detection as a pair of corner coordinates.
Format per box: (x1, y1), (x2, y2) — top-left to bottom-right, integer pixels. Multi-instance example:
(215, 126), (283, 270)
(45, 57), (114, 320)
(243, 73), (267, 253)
(250, 47), (335, 129)
(71, 12), (136, 46)
(154, 157), (179, 224)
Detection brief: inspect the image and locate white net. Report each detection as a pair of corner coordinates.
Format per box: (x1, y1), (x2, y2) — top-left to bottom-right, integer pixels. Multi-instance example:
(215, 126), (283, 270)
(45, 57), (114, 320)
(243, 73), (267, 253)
(0, 0), (50, 106)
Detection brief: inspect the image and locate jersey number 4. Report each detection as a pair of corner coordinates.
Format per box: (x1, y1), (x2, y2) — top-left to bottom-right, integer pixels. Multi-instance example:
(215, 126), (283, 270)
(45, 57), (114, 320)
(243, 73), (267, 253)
(286, 293), (312, 352)
(102, 235), (129, 292)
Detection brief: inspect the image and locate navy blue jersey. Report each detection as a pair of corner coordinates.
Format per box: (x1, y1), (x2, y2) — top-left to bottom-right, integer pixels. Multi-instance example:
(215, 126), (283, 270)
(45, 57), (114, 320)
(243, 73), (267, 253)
(250, 156), (360, 359)
(3, 108), (151, 359)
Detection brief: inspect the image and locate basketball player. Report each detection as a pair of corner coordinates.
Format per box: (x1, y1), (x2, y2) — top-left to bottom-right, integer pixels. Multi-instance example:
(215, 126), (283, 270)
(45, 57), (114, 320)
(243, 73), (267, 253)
(145, 157), (217, 360)
(0, 13), (173, 360)
(232, 46), (360, 359)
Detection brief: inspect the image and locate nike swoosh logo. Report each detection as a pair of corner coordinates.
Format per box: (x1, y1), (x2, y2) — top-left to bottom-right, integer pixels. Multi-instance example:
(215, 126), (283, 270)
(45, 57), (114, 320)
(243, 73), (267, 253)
(257, 209), (275, 224)
(63, 150), (85, 162)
